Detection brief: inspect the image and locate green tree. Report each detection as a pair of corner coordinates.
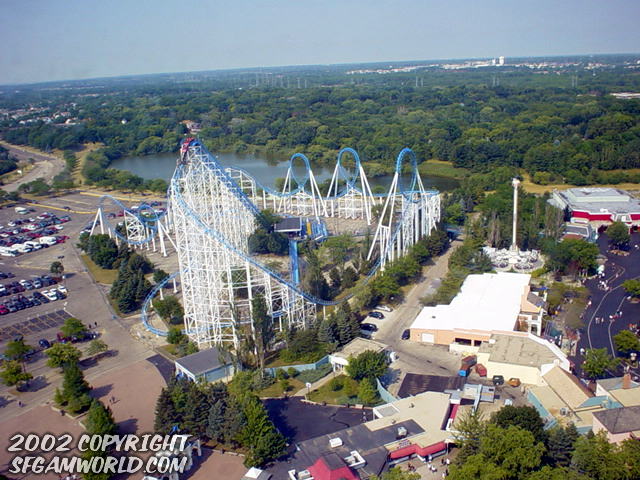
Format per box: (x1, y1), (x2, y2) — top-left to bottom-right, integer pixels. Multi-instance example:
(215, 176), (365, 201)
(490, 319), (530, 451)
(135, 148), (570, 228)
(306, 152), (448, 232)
(241, 398), (286, 467)
(614, 330), (640, 356)
(50, 261), (65, 278)
(622, 278), (640, 298)
(450, 424), (545, 480)
(571, 430), (627, 480)
(0, 360), (32, 386)
(582, 348), (620, 379)
(58, 363), (92, 413)
(252, 294), (273, 372)
(154, 387), (180, 435)
(546, 423), (579, 468)
(452, 408), (487, 462)
(60, 318), (88, 341)
(3, 338), (33, 377)
(153, 269), (169, 285)
(606, 221), (630, 247)
(153, 296), (184, 325)
(167, 327), (185, 345)
(85, 399), (118, 436)
(490, 405), (547, 445)
(358, 378), (378, 406)
(345, 350), (388, 381)
(45, 343), (82, 370)
(323, 233), (356, 272)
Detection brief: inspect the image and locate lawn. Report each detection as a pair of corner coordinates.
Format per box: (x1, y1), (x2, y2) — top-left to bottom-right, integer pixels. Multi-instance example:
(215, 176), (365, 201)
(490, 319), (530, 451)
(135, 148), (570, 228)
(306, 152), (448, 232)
(81, 254), (118, 285)
(418, 160), (470, 179)
(259, 377), (306, 398)
(307, 374), (361, 405)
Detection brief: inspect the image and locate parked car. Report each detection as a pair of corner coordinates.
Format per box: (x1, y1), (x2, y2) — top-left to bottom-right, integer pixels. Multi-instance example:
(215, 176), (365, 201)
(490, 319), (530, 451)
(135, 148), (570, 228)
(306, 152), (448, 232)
(376, 305), (393, 312)
(57, 285), (68, 294)
(39, 339), (51, 349)
(401, 329), (411, 340)
(42, 290), (58, 301)
(360, 323), (378, 332)
(368, 311), (385, 319)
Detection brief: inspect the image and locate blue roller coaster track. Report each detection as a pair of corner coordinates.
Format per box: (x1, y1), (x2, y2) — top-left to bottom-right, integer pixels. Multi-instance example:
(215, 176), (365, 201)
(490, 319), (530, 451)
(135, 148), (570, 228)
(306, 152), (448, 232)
(113, 139), (438, 336)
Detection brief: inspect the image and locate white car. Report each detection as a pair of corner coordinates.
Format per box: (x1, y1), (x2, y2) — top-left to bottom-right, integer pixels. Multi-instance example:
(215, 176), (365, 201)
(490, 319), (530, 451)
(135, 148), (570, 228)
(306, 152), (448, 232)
(57, 285), (68, 294)
(376, 305), (393, 313)
(54, 225), (64, 230)
(42, 290), (58, 301)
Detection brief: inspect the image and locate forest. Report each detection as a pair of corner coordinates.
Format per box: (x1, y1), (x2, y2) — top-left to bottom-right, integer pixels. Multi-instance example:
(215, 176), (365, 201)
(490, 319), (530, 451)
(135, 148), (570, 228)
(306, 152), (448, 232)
(2, 55), (640, 189)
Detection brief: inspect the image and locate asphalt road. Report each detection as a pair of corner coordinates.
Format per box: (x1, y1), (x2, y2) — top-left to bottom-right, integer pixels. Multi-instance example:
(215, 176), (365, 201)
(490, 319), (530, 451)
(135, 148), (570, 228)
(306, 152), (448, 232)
(574, 231), (640, 377)
(0, 142), (66, 192)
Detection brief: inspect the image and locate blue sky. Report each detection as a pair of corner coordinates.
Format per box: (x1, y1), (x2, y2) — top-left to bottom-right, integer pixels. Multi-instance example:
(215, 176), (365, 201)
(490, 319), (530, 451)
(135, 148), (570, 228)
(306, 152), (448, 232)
(1, 0), (639, 85)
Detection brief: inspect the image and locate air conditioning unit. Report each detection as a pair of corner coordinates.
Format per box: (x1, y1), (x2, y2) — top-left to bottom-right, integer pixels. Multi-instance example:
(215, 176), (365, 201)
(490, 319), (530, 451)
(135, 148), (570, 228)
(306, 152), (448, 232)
(397, 426), (407, 438)
(330, 438), (343, 448)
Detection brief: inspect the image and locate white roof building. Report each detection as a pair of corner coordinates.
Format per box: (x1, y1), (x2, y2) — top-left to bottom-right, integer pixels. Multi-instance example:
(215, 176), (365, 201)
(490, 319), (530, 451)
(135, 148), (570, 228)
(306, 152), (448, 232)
(409, 272), (537, 347)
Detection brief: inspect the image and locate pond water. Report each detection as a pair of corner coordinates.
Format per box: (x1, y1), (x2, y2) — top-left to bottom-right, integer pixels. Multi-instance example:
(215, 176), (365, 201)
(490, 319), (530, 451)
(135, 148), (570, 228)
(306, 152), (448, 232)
(111, 151), (460, 192)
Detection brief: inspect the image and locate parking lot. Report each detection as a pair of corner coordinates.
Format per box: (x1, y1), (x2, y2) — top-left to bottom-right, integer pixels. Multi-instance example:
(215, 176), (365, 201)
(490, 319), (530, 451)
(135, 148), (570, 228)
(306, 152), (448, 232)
(0, 197), (98, 351)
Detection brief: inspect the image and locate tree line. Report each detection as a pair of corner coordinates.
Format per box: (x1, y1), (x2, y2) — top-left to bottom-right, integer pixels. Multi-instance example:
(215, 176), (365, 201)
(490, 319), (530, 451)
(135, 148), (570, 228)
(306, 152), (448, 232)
(3, 66), (640, 192)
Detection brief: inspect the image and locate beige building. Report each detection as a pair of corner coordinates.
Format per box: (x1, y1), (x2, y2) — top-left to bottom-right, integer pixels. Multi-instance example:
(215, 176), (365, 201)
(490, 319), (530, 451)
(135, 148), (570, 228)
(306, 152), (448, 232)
(528, 366), (612, 434)
(328, 337), (391, 374)
(476, 333), (570, 386)
(409, 272), (545, 347)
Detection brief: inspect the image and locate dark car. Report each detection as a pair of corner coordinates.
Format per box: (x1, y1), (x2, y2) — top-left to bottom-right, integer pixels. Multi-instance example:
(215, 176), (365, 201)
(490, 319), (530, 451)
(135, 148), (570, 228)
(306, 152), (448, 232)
(492, 375), (505, 386)
(360, 323), (378, 332)
(401, 329), (411, 340)
(39, 339), (51, 349)
(368, 311), (384, 319)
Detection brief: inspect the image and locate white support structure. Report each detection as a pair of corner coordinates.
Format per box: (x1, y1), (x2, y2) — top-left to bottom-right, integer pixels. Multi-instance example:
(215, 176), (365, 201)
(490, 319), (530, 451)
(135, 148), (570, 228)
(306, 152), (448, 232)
(326, 148), (377, 224)
(171, 141), (314, 349)
(367, 149), (441, 269)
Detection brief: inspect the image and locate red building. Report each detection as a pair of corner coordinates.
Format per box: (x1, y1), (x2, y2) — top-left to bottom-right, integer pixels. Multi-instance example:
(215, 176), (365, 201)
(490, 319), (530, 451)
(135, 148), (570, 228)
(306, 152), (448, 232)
(550, 188), (640, 228)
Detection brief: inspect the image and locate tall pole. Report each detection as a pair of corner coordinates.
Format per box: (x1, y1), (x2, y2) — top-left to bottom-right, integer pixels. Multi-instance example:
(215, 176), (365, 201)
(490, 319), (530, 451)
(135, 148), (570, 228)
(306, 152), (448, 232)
(511, 178), (520, 251)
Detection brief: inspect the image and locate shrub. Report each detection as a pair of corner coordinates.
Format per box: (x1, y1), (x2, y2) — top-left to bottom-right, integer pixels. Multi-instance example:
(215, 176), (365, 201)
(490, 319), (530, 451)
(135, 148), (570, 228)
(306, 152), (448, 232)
(296, 363), (332, 383)
(287, 367), (298, 378)
(329, 377), (343, 391)
(275, 368), (288, 380)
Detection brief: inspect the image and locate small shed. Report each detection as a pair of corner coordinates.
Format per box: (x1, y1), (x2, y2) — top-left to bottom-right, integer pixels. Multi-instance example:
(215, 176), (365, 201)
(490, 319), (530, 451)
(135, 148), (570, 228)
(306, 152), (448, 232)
(175, 347), (234, 383)
(274, 217), (303, 234)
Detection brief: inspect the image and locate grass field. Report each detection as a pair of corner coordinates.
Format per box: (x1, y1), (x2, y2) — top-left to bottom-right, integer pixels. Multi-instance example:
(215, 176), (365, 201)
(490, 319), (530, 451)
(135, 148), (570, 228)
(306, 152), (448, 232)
(520, 172), (640, 196)
(259, 377), (306, 398)
(418, 160), (470, 179)
(81, 254), (118, 285)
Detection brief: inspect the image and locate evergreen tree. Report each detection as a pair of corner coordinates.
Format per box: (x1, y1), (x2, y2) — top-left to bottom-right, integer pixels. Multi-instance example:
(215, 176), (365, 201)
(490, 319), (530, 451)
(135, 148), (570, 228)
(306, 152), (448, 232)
(116, 278), (137, 313)
(546, 424), (579, 468)
(154, 387), (180, 435)
(358, 378), (378, 406)
(317, 316), (338, 350)
(241, 398), (286, 467)
(85, 399), (118, 436)
(182, 381), (210, 439)
(59, 363), (92, 413)
(251, 294), (273, 371)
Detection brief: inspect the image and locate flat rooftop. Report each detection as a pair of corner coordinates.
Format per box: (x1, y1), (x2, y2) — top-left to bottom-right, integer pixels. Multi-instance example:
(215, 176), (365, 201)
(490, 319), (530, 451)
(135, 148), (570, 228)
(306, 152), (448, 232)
(552, 188), (640, 214)
(478, 334), (563, 369)
(330, 337), (388, 363)
(411, 272), (530, 333)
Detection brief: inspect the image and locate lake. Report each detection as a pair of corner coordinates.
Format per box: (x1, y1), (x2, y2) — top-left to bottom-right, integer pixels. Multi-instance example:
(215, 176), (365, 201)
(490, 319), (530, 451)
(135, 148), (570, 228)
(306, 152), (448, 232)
(111, 151), (460, 192)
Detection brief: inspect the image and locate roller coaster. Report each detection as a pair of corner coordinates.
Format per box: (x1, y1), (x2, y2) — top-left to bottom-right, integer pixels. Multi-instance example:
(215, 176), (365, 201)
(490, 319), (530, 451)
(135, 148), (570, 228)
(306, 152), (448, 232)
(92, 139), (440, 348)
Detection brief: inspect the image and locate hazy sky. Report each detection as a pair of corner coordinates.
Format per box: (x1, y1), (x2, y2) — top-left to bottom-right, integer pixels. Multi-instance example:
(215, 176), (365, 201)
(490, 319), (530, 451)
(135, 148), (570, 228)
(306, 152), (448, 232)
(1, 0), (639, 85)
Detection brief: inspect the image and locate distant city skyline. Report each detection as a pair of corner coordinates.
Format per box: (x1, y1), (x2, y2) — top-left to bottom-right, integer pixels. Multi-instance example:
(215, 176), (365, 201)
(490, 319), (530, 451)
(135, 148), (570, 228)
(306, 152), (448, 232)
(1, 0), (639, 86)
